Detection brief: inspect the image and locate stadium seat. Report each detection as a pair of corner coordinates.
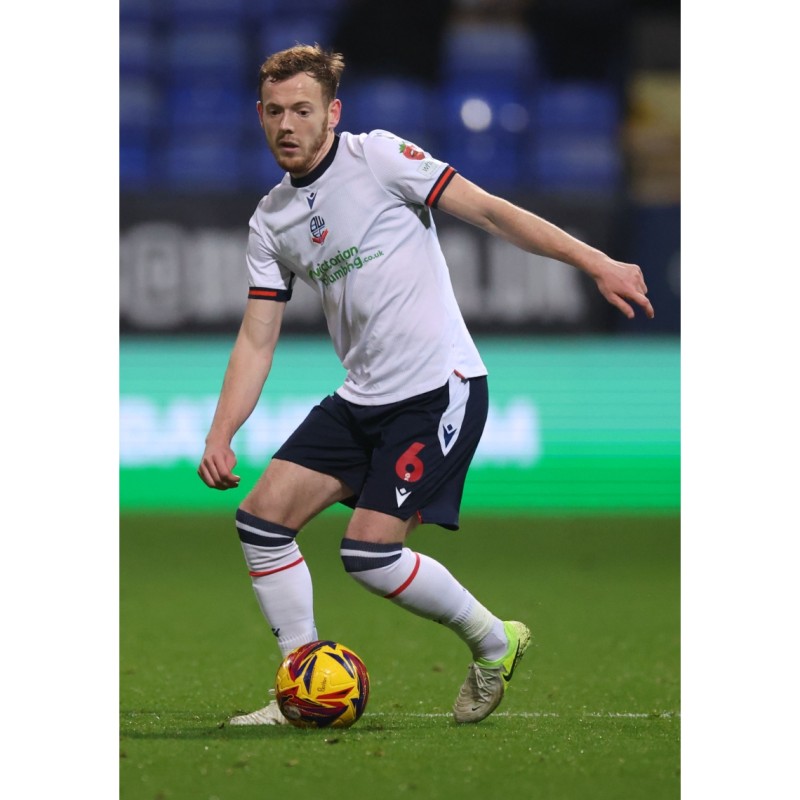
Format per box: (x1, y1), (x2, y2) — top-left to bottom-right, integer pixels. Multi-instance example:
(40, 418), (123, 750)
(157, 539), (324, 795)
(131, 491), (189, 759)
(526, 134), (622, 193)
(166, 79), (251, 135)
(441, 21), (540, 90)
(240, 143), (289, 192)
(159, 133), (243, 191)
(534, 82), (621, 136)
(442, 80), (532, 134)
(119, 0), (157, 24)
(264, 0), (344, 12)
(438, 80), (528, 189)
(120, 77), (162, 145)
(445, 135), (521, 191)
(120, 22), (159, 78)
(165, 26), (249, 83)
(256, 15), (337, 58)
(120, 144), (152, 189)
(163, 0), (249, 23)
(338, 77), (438, 147)
(522, 80), (622, 193)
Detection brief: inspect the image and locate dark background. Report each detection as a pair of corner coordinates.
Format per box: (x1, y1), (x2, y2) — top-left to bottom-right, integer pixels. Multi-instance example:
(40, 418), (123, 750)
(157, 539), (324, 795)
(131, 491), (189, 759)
(120, 0), (680, 335)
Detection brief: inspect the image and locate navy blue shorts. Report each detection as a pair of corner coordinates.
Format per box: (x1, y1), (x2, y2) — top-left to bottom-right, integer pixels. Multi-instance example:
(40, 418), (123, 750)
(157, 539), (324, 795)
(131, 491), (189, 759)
(272, 373), (488, 530)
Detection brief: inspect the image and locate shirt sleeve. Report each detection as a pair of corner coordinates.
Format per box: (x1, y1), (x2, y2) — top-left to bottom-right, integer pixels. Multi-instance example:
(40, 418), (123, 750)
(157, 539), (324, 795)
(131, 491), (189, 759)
(245, 206), (295, 301)
(362, 130), (457, 209)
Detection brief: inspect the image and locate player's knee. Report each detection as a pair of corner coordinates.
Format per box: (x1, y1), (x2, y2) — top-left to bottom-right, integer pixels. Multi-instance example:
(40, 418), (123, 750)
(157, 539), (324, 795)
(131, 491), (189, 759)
(339, 537), (404, 594)
(237, 489), (277, 524)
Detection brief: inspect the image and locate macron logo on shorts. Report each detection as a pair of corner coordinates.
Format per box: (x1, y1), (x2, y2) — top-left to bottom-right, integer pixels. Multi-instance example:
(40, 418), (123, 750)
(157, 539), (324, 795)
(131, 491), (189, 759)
(395, 487), (412, 507)
(438, 375), (470, 455)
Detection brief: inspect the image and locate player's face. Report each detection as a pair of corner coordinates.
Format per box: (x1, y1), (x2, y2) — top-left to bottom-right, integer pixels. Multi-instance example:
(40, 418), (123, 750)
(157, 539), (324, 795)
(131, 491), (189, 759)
(258, 72), (341, 177)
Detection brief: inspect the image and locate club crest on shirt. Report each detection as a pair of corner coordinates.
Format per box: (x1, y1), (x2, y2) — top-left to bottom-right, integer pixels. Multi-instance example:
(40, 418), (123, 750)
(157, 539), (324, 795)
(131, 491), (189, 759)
(310, 214), (328, 245)
(399, 141), (425, 160)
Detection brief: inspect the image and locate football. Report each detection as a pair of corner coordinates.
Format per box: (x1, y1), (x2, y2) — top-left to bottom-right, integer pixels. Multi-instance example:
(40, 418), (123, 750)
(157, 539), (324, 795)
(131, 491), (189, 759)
(274, 640), (370, 728)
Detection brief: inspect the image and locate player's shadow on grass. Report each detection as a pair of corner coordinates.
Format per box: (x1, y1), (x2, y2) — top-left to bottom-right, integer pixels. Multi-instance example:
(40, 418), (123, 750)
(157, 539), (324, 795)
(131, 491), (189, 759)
(121, 709), (455, 739)
(122, 723), (394, 741)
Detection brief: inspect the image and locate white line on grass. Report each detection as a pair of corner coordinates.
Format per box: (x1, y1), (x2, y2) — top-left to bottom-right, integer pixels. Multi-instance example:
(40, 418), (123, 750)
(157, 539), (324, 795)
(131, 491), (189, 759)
(124, 710), (680, 721)
(370, 711), (679, 719)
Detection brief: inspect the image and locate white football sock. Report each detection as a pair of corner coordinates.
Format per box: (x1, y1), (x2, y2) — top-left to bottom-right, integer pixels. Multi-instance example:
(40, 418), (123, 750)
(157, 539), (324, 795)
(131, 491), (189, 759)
(340, 538), (506, 659)
(236, 509), (317, 657)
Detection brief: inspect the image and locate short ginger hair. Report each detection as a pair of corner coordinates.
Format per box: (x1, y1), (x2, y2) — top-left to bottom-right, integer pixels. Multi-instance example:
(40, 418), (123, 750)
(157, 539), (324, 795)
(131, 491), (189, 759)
(258, 44), (345, 105)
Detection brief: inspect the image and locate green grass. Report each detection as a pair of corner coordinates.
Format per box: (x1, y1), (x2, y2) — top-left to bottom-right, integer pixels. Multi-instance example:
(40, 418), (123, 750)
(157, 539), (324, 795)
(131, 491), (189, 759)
(120, 513), (680, 799)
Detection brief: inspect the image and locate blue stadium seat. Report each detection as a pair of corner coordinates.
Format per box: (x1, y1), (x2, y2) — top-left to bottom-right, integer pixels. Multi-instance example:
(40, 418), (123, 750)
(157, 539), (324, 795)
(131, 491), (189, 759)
(239, 0), (280, 20)
(442, 132), (521, 191)
(166, 79), (252, 135)
(240, 144), (289, 192)
(521, 80), (622, 193)
(163, 0), (249, 23)
(535, 82), (620, 136)
(338, 78), (438, 147)
(120, 77), (162, 145)
(439, 80), (529, 189)
(442, 81), (532, 135)
(442, 21), (540, 90)
(159, 133), (243, 191)
(120, 22), (159, 78)
(165, 26), (249, 83)
(120, 0), (157, 24)
(256, 15), (336, 58)
(263, 0), (344, 12)
(526, 134), (622, 193)
(120, 144), (153, 189)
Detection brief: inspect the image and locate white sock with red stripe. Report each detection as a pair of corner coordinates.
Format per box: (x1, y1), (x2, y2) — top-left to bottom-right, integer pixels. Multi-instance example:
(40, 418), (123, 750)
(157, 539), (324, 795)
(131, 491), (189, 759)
(340, 538), (505, 659)
(236, 509), (317, 657)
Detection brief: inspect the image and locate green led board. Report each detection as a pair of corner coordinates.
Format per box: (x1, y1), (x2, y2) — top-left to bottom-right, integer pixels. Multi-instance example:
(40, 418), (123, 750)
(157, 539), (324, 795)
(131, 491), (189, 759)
(120, 336), (679, 513)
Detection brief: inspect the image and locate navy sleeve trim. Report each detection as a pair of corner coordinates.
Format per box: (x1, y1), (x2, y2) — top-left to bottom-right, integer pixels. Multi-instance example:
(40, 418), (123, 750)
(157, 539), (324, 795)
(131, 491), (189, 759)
(248, 286), (292, 301)
(425, 165), (457, 208)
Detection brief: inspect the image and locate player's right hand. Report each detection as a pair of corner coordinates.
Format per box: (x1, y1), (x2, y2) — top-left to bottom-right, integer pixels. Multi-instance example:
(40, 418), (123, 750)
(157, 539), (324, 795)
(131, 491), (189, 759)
(197, 444), (241, 490)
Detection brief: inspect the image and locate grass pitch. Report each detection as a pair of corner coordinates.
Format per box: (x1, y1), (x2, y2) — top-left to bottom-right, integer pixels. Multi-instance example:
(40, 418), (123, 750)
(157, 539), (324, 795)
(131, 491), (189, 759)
(120, 512), (679, 799)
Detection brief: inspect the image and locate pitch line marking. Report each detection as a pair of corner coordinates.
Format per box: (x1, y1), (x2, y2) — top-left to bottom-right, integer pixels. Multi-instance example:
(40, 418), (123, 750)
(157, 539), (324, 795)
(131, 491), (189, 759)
(369, 711), (679, 719)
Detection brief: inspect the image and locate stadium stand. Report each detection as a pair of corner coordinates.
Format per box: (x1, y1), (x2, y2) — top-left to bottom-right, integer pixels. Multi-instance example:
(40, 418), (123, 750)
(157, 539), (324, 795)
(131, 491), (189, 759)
(119, 0), (677, 197)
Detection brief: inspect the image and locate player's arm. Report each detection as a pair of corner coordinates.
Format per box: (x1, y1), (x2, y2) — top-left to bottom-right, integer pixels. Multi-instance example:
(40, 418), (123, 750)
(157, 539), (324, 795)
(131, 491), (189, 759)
(436, 173), (654, 320)
(198, 298), (286, 490)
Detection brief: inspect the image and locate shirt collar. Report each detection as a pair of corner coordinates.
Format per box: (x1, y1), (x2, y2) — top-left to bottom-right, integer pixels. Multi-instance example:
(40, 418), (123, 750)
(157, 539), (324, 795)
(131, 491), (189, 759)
(290, 134), (340, 188)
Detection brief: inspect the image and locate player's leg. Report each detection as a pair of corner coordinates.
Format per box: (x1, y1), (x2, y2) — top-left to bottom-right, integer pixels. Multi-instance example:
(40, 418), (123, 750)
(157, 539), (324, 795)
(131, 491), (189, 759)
(337, 374), (531, 722)
(342, 507), (511, 662)
(342, 507), (530, 724)
(237, 457), (352, 658)
(235, 393), (371, 659)
(229, 396), (372, 725)
(229, 459), (352, 726)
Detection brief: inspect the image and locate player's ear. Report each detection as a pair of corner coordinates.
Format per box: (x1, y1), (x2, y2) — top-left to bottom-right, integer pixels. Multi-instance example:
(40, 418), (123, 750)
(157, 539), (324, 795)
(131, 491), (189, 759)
(256, 100), (265, 130)
(328, 98), (342, 130)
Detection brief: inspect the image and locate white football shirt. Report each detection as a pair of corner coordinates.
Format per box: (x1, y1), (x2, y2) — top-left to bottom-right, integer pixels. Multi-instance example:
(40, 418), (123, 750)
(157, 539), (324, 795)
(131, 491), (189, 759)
(246, 130), (487, 405)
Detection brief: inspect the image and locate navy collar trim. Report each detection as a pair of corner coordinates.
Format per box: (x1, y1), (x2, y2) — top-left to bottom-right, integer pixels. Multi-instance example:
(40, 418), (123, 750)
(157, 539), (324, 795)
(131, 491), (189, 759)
(290, 134), (340, 188)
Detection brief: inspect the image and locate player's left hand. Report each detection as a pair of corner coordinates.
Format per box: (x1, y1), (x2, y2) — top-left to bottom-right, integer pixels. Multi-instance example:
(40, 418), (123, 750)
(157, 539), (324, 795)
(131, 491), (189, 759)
(590, 257), (655, 320)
